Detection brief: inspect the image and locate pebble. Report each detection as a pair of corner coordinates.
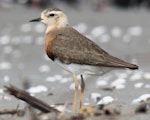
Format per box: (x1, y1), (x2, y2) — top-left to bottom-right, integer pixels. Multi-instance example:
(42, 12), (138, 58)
(134, 82), (144, 88)
(96, 80), (108, 88)
(3, 75), (10, 82)
(90, 93), (101, 102)
(127, 26), (142, 36)
(130, 71), (143, 81)
(122, 34), (131, 43)
(0, 95), (11, 101)
(0, 62), (12, 70)
(99, 34), (110, 43)
(144, 84), (150, 88)
(111, 26), (122, 38)
(97, 96), (114, 105)
(39, 65), (50, 73)
(0, 35), (10, 45)
(51, 104), (70, 112)
(54, 75), (63, 81)
(46, 76), (56, 82)
(0, 89), (4, 94)
(27, 85), (48, 94)
(132, 94), (150, 104)
(59, 77), (70, 83)
(110, 78), (126, 89)
(114, 72), (128, 79)
(91, 26), (106, 37)
(74, 23), (87, 33)
(143, 72), (150, 80)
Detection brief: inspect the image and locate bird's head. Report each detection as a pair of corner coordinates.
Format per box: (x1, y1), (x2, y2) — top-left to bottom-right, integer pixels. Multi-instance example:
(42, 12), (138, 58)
(30, 8), (68, 32)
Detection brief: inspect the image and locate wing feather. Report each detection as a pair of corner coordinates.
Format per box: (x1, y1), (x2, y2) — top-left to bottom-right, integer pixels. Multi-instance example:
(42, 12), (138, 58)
(51, 26), (138, 69)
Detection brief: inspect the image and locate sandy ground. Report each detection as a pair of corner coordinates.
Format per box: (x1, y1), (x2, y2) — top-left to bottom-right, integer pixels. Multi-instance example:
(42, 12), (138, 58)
(0, 3), (150, 119)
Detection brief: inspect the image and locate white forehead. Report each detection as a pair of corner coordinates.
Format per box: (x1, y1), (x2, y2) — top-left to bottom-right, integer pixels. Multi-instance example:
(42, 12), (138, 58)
(41, 10), (64, 17)
(49, 11), (63, 14)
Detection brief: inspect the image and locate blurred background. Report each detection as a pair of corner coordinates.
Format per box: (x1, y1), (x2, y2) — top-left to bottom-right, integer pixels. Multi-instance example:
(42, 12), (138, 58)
(1, 0), (150, 10)
(0, 0), (150, 117)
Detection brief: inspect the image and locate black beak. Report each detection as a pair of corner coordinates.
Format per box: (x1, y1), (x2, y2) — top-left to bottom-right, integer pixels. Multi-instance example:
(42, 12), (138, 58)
(29, 18), (42, 22)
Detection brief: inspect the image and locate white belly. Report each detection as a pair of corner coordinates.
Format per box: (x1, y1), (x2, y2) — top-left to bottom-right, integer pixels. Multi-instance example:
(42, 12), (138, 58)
(54, 58), (114, 76)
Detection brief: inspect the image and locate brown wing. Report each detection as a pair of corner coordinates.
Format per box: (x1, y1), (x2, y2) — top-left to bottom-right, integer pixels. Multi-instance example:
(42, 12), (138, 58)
(51, 26), (138, 69)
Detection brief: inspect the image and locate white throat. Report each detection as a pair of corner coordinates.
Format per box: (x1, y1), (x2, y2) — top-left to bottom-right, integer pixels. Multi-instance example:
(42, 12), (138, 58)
(46, 20), (68, 34)
(46, 25), (54, 34)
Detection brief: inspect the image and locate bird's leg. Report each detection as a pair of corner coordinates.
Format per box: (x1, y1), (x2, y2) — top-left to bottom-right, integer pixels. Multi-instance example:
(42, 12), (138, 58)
(80, 75), (85, 109)
(73, 74), (78, 113)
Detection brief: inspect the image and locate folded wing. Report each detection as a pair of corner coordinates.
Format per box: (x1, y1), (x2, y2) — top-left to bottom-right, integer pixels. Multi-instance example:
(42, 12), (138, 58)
(51, 26), (138, 70)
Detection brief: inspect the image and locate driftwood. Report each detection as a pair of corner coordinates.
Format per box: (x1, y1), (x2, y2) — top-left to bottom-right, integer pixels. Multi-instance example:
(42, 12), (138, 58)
(4, 85), (59, 114)
(0, 109), (24, 116)
(3, 85), (150, 120)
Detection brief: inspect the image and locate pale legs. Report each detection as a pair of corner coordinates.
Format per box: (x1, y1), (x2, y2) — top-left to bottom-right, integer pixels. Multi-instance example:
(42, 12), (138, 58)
(73, 74), (78, 113)
(73, 74), (85, 113)
(80, 75), (85, 109)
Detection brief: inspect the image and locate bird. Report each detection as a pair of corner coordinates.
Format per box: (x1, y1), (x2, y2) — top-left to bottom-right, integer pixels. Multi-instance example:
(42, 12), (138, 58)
(29, 8), (138, 113)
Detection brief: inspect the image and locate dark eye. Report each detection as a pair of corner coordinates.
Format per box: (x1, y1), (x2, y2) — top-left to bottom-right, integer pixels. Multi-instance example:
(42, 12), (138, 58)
(49, 14), (55, 17)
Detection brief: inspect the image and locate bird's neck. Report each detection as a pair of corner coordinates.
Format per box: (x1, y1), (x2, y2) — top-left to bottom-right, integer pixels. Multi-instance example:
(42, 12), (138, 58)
(46, 25), (55, 34)
(46, 18), (68, 34)
(46, 24), (67, 34)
